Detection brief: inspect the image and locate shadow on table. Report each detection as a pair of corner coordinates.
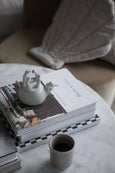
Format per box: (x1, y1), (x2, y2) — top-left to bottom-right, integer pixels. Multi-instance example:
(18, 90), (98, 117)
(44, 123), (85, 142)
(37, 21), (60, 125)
(36, 160), (65, 173)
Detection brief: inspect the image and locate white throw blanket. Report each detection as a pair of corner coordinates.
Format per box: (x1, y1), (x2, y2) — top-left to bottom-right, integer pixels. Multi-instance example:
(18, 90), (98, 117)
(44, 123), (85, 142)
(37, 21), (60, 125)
(30, 0), (115, 69)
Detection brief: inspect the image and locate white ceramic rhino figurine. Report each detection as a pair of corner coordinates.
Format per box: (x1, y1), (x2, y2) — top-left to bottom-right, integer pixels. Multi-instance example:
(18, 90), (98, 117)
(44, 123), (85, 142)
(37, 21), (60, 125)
(18, 70), (55, 105)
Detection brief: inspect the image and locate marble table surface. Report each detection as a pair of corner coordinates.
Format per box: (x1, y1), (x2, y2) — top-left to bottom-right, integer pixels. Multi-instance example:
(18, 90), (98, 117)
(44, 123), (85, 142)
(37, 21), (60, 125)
(0, 63), (115, 173)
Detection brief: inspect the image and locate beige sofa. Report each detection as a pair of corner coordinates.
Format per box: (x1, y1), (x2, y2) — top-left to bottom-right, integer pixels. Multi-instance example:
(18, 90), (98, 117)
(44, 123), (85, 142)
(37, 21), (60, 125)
(0, 0), (115, 106)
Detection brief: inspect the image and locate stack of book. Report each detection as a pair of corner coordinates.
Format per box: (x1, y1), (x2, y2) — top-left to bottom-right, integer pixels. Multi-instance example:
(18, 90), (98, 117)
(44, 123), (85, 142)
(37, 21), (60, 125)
(0, 117), (21, 173)
(0, 68), (100, 152)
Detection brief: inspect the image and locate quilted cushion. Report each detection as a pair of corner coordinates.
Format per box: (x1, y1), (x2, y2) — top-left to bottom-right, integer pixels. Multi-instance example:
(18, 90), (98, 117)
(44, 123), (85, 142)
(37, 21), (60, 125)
(30, 0), (115, 69)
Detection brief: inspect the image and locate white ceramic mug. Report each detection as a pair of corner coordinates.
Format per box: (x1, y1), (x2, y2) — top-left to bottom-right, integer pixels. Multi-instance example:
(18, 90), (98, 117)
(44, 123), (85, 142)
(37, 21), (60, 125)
(49, 134), (75, 170)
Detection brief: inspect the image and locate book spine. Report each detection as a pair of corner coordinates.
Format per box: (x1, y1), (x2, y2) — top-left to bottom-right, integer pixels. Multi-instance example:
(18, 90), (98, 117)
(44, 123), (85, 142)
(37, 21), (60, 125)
(19, 105), (96, 135)
(17, 115), (100, 152)
(20, 110), (95, 142)
(0, 159), (21, 173)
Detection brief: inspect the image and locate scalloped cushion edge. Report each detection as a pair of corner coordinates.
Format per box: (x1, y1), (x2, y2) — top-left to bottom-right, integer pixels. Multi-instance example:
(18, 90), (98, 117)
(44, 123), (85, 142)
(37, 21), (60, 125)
(30, 44), (111, 69)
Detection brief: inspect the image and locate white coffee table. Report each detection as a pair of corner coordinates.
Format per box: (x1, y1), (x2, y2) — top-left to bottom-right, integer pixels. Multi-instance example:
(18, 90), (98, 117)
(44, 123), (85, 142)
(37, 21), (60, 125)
(0, 63), (115, 173)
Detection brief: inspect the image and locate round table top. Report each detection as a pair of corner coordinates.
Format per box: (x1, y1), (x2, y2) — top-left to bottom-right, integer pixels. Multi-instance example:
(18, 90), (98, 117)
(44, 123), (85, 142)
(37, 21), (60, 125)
(0, 63), (115, 173)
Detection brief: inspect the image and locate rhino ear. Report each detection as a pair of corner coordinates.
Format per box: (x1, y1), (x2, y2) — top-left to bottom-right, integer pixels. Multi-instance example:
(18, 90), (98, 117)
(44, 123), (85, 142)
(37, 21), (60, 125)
(30, 0), (115, 68)
(16, 81), (21, 88)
